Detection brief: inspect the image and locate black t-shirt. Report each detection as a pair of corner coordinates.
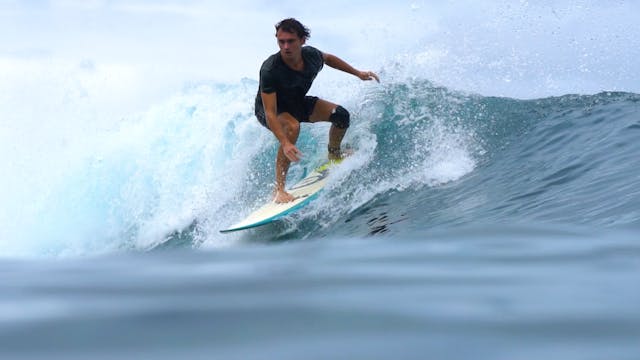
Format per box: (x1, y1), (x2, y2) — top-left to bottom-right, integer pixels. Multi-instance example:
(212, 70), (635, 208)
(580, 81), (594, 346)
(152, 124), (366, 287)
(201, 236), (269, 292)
(255, 46), (324, 119)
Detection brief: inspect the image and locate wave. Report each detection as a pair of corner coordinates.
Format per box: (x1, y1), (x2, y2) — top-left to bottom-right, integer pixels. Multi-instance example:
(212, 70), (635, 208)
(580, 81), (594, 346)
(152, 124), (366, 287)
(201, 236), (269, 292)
(1, 74), (639, 257)
(326, 88), (640, 237)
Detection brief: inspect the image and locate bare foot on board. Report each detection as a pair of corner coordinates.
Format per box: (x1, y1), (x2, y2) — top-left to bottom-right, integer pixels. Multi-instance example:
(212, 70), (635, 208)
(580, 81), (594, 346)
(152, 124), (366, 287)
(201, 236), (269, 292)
(274, 189), (296, 204)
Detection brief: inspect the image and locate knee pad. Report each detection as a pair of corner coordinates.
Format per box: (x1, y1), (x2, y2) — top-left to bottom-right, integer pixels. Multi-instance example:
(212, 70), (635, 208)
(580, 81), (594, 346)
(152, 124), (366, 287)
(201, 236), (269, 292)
(329, 106), (350, 129)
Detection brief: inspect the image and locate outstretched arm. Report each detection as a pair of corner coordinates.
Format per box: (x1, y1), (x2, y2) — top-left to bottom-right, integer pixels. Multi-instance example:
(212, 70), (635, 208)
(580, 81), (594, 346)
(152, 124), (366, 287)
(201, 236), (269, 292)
(323, 52), (380, 82)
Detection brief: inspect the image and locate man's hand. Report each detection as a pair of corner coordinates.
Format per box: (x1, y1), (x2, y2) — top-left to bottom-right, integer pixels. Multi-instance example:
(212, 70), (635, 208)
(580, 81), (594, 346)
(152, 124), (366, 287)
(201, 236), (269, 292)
(358, 70), (380, 83)
(282, 142), (303, 162)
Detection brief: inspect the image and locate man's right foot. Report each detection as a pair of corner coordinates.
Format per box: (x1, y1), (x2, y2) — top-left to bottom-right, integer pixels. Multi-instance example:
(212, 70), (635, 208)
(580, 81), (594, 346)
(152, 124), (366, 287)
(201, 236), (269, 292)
(274, 189), (295, 203)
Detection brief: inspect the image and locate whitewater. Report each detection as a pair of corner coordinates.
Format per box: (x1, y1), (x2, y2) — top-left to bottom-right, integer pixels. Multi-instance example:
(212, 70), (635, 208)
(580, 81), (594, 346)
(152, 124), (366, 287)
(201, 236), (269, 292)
(1, 1), (639, 359)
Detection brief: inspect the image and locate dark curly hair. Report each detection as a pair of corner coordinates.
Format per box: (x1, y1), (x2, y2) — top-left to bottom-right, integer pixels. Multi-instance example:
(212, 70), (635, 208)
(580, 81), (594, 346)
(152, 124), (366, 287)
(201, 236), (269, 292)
(275, 18), (310, 40)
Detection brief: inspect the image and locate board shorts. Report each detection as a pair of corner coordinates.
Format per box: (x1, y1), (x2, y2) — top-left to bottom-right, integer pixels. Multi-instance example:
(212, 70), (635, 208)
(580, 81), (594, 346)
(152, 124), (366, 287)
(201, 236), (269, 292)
(255, 96), (319, 130)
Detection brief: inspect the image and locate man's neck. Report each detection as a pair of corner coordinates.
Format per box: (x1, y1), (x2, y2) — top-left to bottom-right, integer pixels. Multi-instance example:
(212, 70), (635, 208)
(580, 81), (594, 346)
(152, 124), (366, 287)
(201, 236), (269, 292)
(282, 54), (304, 71)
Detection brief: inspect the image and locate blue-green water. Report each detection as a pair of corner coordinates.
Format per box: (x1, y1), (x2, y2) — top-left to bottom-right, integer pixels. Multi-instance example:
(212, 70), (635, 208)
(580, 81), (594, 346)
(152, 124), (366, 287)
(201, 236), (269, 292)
(3, 227), (639, 360)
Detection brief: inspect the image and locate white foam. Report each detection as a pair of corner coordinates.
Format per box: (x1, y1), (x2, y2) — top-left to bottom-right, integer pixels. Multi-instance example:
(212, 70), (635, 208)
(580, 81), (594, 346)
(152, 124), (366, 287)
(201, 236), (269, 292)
(0, 77), (267, 256)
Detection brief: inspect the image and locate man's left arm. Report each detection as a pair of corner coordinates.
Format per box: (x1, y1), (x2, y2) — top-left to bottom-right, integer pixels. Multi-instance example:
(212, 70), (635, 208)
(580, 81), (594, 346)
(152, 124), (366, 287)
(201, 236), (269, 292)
(323, 52), (380, 82)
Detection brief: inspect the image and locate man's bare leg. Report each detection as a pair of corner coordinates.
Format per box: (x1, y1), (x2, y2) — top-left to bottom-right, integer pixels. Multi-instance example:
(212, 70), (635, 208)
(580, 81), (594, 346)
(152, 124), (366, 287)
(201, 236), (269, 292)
(328, 125), (347, 160)
(273, 113), (300, 203)
(274, 147), (295, 203)
(309, 99), (348, 160)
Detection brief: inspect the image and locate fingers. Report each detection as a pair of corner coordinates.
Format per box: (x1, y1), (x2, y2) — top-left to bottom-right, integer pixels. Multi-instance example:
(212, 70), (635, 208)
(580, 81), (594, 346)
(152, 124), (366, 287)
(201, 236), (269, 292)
(361, 71), (380, 83)
(288, 148), (302, 162)
(284, 144), (302, 162)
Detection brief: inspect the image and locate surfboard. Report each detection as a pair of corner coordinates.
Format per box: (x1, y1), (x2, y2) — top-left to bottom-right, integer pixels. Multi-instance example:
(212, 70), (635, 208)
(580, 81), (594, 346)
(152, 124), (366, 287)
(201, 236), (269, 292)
(219, 159), (343, 233)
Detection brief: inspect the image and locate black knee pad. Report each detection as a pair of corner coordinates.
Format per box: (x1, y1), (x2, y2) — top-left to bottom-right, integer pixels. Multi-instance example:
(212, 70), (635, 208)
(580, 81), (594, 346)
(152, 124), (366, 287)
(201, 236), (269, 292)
(329, 106), (350, 129)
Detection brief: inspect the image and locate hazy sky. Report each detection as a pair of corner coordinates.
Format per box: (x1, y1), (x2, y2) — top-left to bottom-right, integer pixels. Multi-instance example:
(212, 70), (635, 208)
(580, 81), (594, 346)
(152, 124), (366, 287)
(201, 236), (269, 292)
(2, 0), (639, 100)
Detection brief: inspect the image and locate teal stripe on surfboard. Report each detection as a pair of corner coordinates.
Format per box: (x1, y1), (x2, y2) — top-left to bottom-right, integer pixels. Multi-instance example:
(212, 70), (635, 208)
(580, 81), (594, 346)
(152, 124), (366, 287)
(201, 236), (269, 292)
(219, 191), (322, 233)
(219, 157), (346, 233)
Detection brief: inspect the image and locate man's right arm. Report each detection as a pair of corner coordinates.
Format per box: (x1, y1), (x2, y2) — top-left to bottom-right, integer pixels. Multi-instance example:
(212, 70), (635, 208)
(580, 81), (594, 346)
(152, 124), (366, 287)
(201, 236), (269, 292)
(260, 91), (301, 162)
(260, 92), (285, 143)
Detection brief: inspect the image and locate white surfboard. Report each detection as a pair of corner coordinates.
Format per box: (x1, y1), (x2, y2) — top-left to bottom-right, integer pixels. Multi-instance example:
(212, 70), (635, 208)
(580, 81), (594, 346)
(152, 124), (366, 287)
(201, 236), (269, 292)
(220, 159), (344, 233)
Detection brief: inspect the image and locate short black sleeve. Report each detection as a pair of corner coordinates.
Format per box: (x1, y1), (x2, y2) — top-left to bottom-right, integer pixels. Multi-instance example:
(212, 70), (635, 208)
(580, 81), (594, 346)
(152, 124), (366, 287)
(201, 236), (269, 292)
(259, 61), (277, 94)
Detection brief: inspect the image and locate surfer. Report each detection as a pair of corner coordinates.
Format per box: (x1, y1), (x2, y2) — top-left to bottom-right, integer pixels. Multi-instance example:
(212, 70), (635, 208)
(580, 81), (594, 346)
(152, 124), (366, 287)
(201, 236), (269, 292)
(255, 18), (379, 203)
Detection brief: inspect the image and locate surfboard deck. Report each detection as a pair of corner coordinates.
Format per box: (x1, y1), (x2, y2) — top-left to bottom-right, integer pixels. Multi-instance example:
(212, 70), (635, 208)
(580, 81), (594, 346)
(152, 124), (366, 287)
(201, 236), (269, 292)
(219, 159), (343, 233)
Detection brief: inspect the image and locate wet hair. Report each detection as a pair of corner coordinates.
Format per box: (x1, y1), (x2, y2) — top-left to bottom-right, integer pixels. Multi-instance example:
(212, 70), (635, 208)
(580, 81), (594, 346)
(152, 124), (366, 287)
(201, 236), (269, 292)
(275, 18), (310, 40)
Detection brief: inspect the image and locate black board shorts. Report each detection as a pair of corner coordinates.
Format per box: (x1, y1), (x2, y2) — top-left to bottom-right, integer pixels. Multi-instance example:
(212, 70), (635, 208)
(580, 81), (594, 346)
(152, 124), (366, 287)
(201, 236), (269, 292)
(255, 96), (319, 130)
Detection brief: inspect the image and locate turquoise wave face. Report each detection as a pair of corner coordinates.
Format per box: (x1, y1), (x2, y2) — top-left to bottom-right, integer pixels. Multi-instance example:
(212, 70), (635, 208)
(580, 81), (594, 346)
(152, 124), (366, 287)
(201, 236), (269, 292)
(321, 89), (640, 238)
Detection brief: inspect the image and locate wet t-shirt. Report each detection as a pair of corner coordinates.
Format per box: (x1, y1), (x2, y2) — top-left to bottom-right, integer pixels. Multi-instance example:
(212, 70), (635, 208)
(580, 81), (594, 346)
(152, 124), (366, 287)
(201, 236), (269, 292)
(255, 46), (324, 120)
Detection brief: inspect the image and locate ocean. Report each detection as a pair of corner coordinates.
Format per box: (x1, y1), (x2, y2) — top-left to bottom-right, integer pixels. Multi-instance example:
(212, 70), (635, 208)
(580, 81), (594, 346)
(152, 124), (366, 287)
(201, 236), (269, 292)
(2, 1), (640, 359)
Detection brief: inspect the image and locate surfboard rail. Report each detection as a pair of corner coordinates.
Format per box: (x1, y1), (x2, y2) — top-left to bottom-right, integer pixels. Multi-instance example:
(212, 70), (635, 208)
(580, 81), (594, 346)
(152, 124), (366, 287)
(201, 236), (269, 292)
(219, 158), (344, 233)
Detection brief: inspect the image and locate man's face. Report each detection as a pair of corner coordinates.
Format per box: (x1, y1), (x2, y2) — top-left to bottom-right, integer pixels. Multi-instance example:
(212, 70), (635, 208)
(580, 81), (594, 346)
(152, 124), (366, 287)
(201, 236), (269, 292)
(276, 29), (304, 59)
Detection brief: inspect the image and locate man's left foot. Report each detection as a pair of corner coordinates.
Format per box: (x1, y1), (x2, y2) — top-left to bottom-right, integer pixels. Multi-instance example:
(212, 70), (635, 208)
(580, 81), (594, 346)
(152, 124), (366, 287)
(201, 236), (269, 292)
(328, 146), (353, 161)
(328, 145), (341, 160)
